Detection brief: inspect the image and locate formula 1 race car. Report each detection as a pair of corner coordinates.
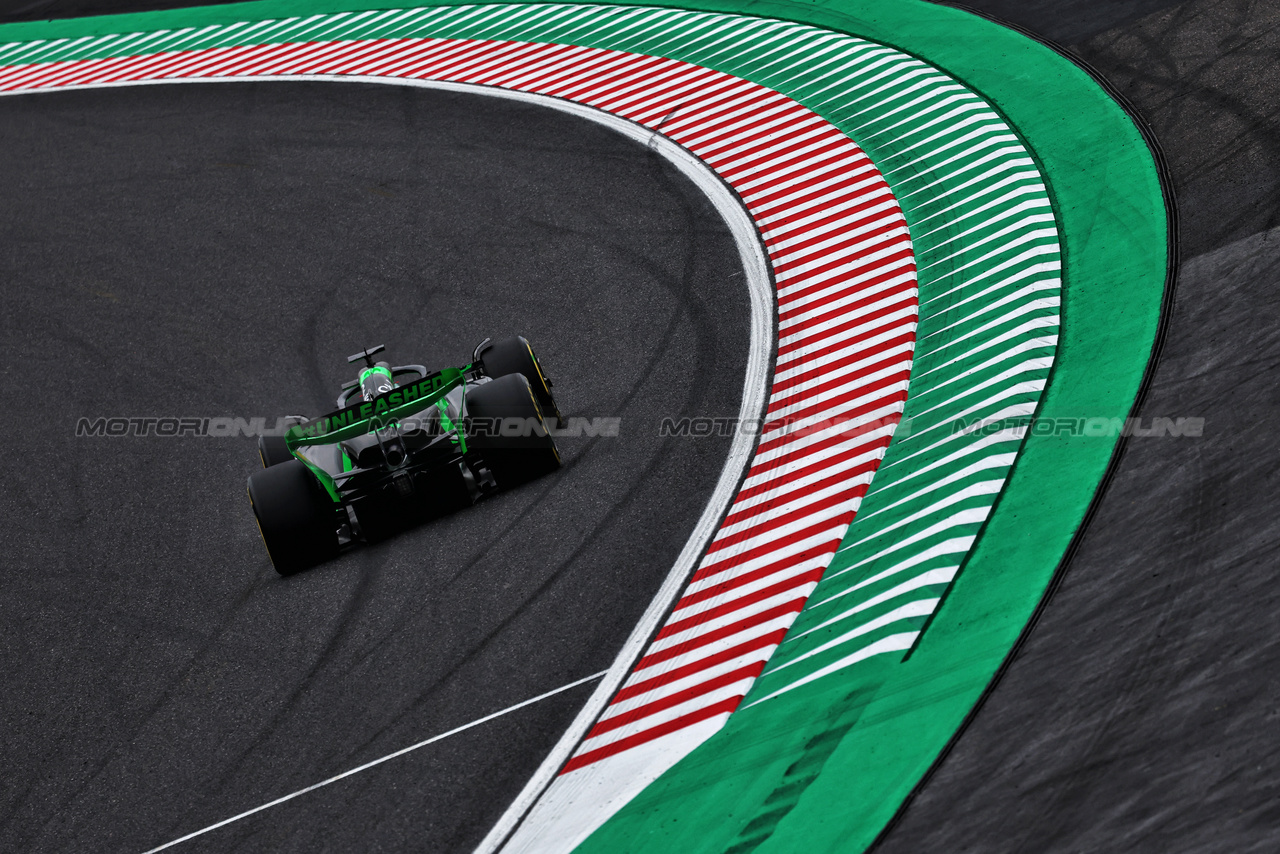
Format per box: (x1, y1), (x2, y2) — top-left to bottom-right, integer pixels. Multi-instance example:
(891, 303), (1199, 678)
(247, 336), (561, 575)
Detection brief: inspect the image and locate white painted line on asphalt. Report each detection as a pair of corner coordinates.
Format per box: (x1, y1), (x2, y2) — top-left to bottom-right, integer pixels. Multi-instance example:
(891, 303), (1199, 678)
(5, 70), (773, 854)
(429, 81), (775, 854)
(139, 670), (607, 854)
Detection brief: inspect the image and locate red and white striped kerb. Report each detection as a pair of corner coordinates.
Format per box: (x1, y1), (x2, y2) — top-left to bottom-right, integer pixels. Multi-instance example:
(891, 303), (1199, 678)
(0, 34), (918, 769)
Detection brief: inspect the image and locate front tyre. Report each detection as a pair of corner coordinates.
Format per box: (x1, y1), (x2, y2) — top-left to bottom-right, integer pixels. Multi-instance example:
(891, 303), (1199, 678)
(247, 461), (340, 575)
(259, 416), (307, 467)
(477, 336), (562, 426)
(258, 435), (292, 468)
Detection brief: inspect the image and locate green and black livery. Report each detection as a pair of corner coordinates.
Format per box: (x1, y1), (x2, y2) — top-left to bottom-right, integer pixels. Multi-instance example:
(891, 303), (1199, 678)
(248, 336), (562, 575)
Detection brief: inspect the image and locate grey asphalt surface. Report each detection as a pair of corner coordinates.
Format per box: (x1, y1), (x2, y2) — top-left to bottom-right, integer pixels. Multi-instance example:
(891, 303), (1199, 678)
(0, 81), (748, 852)
(1, 1), (1277, 853)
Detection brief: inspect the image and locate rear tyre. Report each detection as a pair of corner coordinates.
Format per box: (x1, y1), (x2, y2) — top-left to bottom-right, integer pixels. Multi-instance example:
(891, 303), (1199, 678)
(477, 335), (562, 426)
(247, 461), (340, 575)
(465, 373), (561, 488)
(258, 435), (292, 468)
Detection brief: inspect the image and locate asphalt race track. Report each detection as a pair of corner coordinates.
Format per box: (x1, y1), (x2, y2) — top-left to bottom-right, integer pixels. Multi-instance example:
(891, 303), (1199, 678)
(1, 1), (1278, 853)
(0, 81), (748, 852)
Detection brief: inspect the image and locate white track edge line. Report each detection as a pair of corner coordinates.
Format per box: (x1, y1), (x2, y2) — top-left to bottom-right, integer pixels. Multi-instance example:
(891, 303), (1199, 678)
(18, 72), (775, 854)
(139, 670), (608, 854)
(418, 79), (777, 854)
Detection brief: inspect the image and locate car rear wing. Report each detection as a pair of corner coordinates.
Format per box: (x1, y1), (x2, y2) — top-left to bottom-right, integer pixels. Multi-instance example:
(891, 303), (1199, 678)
(285, 366), (467, 449)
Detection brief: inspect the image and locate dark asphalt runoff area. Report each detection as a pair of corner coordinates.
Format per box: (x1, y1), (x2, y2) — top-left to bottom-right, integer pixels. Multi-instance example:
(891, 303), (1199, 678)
(0, 81), (748, 852)
(1, 1), (1277, 853)
(876, 2), (1280, 853)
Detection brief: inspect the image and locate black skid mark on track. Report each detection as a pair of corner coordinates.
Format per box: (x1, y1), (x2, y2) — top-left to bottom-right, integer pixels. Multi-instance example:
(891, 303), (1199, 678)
(875, 3), (1280, 851)
(1079, 0), (1280, 255)
(155, 562), (387, 842)
(10, 577), (267, 852)
(0, 79), (751, 853)
(332, 143), (734, 673)
(325, 276), (701, 679)
(1004, 448), (1213, 854)
(334, 331), (720, 760)
(342, 420), (710, 764)
(335, 148), (741, 761)
(298, 307), (337, 413)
